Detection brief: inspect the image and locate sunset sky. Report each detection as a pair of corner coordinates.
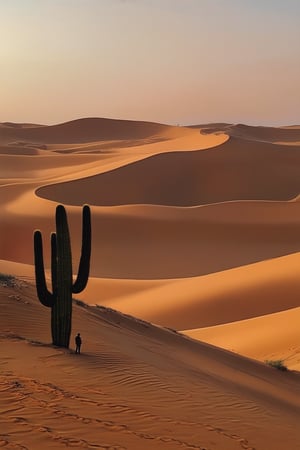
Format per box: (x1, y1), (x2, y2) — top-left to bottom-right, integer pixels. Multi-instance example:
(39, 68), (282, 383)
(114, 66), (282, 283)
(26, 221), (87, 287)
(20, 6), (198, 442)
(1, 0), (300, 126)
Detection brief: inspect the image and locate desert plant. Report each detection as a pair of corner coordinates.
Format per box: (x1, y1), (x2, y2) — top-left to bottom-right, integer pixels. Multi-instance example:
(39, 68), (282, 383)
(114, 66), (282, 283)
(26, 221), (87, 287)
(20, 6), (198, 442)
(0, 273), (16, 287)
(34, 204), (91, 348)
(265, 359), (288, 371)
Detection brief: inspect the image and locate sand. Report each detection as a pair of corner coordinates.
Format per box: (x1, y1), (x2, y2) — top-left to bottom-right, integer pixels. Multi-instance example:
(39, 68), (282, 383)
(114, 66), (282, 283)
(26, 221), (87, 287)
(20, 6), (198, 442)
(1, 282), (300, 450)
(1, 117), (300, 449)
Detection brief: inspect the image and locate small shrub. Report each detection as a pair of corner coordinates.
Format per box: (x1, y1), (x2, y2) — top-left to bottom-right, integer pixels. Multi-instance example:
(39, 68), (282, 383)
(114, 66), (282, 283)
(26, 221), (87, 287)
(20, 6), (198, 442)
(0, 273), (16, 287)
(265, 359), (288, 371)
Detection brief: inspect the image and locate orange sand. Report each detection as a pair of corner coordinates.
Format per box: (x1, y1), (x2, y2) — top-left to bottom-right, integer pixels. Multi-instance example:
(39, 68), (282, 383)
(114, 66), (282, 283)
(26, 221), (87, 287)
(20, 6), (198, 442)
(1, 117), (300, 449)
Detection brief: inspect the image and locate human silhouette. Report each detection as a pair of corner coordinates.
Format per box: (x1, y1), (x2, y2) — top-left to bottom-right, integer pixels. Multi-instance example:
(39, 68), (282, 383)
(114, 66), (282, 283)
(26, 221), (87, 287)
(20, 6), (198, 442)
(75, 333), (82, 354)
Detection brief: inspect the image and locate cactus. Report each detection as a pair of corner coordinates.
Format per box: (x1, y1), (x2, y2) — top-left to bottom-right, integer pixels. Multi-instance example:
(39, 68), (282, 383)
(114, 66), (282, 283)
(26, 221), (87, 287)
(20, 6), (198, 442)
(34, 204), (91, 348)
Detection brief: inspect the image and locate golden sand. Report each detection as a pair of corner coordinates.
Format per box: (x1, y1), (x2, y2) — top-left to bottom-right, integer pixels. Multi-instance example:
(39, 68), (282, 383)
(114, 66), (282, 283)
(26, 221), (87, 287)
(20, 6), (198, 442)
(1, 118), (300, 449)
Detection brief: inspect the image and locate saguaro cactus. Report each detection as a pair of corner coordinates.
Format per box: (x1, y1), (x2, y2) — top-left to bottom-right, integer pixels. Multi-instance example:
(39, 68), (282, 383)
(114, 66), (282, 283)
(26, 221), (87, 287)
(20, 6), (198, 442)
(34, 204), (91, 348)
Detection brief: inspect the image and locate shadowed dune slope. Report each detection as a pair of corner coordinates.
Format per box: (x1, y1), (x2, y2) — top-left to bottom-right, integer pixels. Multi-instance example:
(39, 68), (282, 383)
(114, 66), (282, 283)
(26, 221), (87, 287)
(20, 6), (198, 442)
(229, 124), (300, 143)
(0, 122), (43, 129)
(2, 200), (300, 279)
(189, 122), (232, 129)
(192, 123), (300, 143)
(36, 136), (300, 206)
(0, 145), (42, 155)
(0, 281), (300, 450)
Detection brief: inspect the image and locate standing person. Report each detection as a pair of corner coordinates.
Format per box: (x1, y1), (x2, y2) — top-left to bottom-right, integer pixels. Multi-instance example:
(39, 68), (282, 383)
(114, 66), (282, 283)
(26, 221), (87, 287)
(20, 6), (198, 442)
(75, 333), (82, 354)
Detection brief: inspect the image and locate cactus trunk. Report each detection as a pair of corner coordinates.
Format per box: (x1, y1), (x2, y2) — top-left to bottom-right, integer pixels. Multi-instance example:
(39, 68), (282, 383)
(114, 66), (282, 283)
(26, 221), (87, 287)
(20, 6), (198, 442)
(51, 205), (73, 347)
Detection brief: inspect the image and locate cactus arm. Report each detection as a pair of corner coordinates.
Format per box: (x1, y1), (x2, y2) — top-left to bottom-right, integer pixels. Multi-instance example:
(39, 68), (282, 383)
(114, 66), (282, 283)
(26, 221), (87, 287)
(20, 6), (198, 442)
(33, 230), (55, 307)
(55, 204), (73, 288)
(72, 205), (91, 294)
(51, 232), (57, 295)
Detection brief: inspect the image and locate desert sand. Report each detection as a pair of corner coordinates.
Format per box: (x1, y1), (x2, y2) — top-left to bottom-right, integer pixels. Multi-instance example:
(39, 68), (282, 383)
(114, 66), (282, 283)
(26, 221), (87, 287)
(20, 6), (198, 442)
(1, 118), (300, 449)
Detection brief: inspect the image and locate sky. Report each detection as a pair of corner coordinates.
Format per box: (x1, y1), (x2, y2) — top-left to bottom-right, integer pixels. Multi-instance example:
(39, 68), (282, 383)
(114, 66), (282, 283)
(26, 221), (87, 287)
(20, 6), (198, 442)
(1, 0), (300, 126)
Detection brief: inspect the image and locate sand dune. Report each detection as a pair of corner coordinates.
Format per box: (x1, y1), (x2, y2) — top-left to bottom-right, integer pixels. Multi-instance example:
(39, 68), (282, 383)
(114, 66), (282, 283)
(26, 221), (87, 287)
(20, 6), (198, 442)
(79, 253), (300, 329)
(229, 123), (300, 143)
(2, 118), (300, 278)
(2, 252), (300, 339)
(1, 117), (300, 448)
(0, 117), (169, 144)
(185, 306), (300, 371)
(36, 135), (300, 206)
(3, 199), (300, 279)
(0, 117), (202, 146)
(194, 122), (300, 143)
(1, 281), (300, 450)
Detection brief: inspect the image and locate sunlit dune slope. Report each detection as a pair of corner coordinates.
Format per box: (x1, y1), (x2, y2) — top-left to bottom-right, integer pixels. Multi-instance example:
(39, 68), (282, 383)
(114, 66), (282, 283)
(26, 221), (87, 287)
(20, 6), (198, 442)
(77, 253), (300, 330)
(2, 254), (300, 377)
(2, 251), (300, 345)
(36, 135), (300, 206)
(184, 306), (300, 371)
(0, 281), (300, 450)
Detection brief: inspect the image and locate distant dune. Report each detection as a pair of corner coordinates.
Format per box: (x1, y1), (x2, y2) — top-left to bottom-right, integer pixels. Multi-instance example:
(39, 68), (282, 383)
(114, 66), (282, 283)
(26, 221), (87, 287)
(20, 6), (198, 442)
(229, 123), (300, 143)
(0, 117), (174, 144)
(192, 122), (300, 143)
(1, 117), (300, 448)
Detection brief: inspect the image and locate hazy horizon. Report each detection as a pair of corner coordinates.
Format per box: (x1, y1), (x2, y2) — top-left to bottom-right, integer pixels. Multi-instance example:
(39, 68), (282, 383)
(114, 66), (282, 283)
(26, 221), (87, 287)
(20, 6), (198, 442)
(1, 0), (300, 126)
(1, 115), (300, 129)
